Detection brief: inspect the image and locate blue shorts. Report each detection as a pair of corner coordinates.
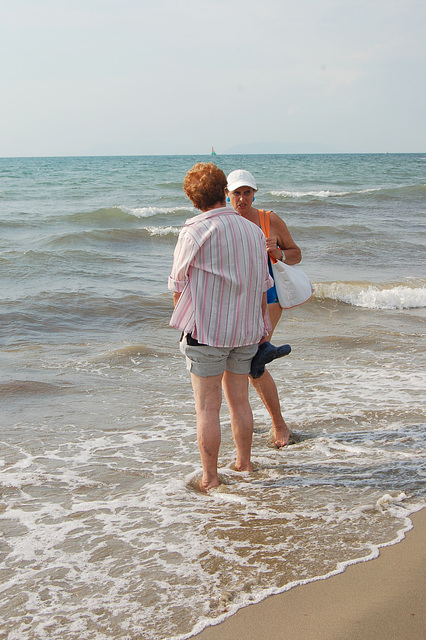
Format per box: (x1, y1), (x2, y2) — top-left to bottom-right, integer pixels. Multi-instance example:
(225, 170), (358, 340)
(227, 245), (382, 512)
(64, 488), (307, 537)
(266, 258), (279, 304)
(267, 282), (279, 304)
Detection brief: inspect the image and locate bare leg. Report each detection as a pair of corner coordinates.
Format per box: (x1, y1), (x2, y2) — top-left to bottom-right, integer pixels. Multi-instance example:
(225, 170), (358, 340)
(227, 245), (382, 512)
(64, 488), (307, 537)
(250, 371), (291, 447)
(190, 372), (223, 491)
(251, 301), (291, 447)
(222, 371), (253, 471)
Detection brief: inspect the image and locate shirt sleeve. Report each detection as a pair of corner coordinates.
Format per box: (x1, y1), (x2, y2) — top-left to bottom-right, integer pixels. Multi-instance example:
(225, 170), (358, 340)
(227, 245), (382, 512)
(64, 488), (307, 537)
(263, 305), (272, 335)
(264, 273), (274, 292)
(168, 229), (200, 293)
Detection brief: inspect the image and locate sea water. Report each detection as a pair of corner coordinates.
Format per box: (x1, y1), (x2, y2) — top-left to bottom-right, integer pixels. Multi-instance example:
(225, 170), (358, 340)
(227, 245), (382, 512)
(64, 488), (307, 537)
(0, 154), (425, 640)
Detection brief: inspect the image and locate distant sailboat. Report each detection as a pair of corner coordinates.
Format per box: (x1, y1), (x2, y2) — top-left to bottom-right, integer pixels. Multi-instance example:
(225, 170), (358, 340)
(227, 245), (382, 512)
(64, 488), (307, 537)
(211, 147), (217, 156)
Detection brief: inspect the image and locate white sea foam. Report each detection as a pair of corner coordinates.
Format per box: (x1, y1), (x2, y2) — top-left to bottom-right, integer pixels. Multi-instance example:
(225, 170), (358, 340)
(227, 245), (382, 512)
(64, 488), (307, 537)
(376, 492), (408, 514)
(269, 188), (380, 198)
(314, 282), (426, 309)
(1, 399), (424, 640)
(123, 205), (190, 218)
(143, 225), (181, 236)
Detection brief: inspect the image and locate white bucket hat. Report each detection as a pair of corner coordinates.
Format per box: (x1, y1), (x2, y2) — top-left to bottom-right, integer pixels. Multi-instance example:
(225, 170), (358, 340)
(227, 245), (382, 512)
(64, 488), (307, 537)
(226, 169), (258, 192)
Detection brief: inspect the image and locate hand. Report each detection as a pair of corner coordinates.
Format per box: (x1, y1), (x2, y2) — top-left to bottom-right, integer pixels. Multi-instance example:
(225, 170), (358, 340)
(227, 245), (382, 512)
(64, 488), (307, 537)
(265, 236), (282, 260)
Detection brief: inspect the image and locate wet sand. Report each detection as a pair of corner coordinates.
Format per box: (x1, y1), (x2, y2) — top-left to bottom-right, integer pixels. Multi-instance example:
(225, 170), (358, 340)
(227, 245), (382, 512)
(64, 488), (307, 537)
(194, 508), (425, 640)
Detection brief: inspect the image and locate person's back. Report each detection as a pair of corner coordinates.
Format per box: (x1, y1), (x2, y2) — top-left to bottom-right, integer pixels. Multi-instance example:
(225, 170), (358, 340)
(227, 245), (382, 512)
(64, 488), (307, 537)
(170, 206), (270, 347)
(168, 162), (272, 492)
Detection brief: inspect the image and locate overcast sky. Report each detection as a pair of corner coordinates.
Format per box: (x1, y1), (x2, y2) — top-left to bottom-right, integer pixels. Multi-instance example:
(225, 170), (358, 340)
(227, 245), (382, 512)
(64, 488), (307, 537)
(1, 0), (425, 156)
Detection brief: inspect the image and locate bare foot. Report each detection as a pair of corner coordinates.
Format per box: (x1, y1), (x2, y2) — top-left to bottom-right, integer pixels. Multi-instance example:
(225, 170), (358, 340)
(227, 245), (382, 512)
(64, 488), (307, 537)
(271, 421), (292, 448)
(188, 475), (220, 494)
(200, 475), (220, 493)
(230, 461), (254, 472)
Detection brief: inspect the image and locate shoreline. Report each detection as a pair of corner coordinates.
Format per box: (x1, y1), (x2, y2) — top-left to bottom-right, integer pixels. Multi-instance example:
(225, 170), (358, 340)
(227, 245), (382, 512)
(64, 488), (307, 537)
(193, 508), (425, 640)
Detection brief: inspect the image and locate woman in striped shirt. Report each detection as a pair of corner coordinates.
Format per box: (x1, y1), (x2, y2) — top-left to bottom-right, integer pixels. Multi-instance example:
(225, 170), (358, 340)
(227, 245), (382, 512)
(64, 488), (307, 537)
(169, 163), (273, 492)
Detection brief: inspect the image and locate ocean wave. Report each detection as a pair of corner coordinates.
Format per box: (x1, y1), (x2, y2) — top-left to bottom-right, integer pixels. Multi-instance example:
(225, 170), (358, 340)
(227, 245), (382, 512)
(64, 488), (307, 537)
(269, 188), (380, 199)
(100, 345), (168, 364)
(143, 225), (181, 237)
(314, 281), (426, 309)
(269, 184), (426, 200)
(0, 293), (173, 345)
(43, 226), (180, 248)
(123, 205), (191, 218)
(68, 207), (136, 225)
(0, 380), (74, 397)
(67, 205), (190, 226)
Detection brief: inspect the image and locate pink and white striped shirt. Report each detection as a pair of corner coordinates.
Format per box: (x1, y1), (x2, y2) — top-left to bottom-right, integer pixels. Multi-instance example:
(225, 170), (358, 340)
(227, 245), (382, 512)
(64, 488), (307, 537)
(168, 207), (273, 347)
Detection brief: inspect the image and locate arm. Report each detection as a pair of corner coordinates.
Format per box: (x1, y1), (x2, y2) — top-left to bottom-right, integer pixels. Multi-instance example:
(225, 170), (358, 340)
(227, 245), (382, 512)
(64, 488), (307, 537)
(265, 211), (302, 265)
(168, 230), (198, 297)
(173, 292), (181, 307)
(259, 291), (271, 344)
(261, 290), (268, 318)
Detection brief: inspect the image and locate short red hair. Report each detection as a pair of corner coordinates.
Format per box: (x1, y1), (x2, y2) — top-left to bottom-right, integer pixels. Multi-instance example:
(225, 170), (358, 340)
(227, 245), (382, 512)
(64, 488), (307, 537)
(183, 163), (227, 211)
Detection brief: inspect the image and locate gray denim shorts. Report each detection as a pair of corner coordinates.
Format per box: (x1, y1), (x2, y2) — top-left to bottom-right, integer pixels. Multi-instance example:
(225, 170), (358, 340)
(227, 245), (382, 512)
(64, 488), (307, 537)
(179, 335), (258, 378)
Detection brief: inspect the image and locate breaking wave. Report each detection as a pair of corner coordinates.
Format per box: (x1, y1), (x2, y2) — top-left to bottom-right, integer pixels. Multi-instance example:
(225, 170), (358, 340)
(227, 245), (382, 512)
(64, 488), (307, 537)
(314, 281), (426, 309)
(269, 188), (380, 199)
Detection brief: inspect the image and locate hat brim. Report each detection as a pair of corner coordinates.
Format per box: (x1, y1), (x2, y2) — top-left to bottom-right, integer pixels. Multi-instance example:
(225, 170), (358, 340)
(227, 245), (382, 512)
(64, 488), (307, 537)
(227, 180), (258, 192)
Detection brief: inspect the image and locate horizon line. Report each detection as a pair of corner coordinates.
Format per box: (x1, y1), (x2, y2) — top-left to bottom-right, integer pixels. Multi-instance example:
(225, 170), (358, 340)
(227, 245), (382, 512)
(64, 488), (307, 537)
(1, 151), (424, 160)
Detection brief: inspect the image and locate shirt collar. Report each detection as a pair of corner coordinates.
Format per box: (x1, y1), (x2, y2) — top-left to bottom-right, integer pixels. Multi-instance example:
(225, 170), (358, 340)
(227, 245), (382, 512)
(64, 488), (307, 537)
(184, 206), (237, 226)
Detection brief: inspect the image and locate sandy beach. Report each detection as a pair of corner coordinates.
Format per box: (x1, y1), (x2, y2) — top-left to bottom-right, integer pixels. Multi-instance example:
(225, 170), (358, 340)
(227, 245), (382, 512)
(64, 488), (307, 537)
(194, 508), (425, 640)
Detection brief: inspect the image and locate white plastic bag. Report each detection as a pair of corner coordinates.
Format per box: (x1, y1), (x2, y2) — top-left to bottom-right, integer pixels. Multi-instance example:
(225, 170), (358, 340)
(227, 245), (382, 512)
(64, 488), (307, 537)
(271, 260), (314, 309)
